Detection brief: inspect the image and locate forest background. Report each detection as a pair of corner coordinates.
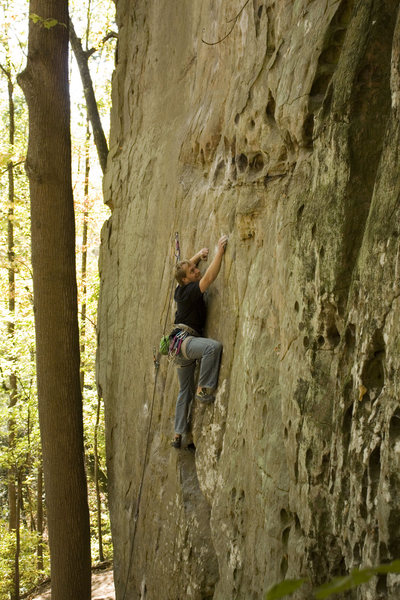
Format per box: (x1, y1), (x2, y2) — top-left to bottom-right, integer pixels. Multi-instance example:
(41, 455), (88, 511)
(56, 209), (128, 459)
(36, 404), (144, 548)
(0, 0), (116, 597)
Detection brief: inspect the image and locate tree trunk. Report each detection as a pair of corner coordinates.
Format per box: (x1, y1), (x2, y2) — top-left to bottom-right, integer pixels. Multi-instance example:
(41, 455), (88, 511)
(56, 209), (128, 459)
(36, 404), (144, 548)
(17, 3), (91, 599)
(13, 472), (22, 600)
(80, 121), (90, 392)
(25, 406), (37, 533)
(94, 393), (104, 562)
(69, 19), (108, 173)
(36, 462), (44, 573)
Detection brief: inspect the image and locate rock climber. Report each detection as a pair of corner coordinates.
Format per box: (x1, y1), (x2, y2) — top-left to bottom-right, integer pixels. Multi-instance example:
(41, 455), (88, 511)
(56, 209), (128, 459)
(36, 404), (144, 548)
(170, 235), (228, 449)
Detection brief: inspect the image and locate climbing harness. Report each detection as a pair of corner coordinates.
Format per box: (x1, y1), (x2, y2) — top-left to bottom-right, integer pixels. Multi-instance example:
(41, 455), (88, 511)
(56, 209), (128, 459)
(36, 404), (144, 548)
(167, 323), (200, 362)
(168, 329), (189, 362)
(122, 232), (181, 600)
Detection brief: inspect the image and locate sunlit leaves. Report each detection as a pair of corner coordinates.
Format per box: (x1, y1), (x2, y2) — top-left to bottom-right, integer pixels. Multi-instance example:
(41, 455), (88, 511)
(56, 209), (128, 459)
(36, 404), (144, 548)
(0, 523), (50, 597)
(0, 0), (115, 583)
(265, 561), (400, 599)
(0, 148), (12, 168)
(29, 13), (66, 29)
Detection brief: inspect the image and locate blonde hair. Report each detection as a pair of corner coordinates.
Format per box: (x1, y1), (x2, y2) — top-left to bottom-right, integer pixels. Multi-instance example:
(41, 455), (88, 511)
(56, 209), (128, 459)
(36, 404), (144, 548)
(174, 260), (190, 286)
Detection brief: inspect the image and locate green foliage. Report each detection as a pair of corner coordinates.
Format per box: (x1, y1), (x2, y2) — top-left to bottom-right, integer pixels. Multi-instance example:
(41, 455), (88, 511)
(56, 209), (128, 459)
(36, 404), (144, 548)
(0, 0), (116, 590)
(315, 560), (400, 599)
(29, 14), (66, 29)
(265, 578), (307, 600)
(265, 560), (400, 599)
(0, 523), (50, 598)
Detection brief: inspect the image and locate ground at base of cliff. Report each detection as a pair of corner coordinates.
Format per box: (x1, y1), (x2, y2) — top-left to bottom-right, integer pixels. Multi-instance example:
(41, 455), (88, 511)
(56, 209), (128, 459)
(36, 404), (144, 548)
(27, 564), (115, 600)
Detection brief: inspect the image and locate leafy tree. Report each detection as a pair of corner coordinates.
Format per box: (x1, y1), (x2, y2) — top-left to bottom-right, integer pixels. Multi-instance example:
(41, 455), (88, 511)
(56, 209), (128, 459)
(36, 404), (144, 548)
(0, 58), (19, 600)
(0, 5), (37, 596)
(0, 0), (115, 592)
(18, 0), (91, 597)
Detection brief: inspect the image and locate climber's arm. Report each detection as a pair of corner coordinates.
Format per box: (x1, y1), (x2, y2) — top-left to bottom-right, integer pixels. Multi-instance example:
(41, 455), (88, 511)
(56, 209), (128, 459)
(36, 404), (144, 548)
(189, 247), (209, 265)
(199, 235), (228, 293)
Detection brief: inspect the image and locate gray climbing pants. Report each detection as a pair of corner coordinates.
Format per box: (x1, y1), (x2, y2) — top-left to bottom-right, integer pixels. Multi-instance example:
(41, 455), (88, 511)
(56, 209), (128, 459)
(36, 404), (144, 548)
(174, 336), (223, 435)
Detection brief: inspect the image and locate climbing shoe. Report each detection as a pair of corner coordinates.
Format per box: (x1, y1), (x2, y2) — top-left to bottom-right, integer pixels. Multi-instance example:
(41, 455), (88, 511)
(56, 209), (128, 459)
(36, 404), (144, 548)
(196, 388), (215, 403)
(171, 434), (182, 449)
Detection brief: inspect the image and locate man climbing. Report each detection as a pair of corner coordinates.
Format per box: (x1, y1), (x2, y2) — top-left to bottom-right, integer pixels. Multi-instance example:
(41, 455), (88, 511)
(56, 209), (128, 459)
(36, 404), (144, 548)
(171, 235), (228, 449)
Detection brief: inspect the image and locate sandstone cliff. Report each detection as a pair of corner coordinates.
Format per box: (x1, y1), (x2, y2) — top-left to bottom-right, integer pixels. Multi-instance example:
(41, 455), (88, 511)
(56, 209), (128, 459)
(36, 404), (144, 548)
(97, 1), (400, 598)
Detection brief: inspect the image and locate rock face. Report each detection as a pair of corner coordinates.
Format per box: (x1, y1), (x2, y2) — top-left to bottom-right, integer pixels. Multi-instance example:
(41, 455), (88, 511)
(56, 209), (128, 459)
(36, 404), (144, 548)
(97, 1), (400, 598)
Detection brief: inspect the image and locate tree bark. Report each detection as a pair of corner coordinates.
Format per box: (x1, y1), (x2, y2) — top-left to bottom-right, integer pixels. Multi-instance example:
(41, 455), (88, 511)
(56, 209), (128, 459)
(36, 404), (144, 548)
(94, 393), (104, 562)
(80, 121), (90, 392)
(17, 3), (91, 599)
(36, 463), (43, 572)
(69, 19), (108, 173)
(36, 462), (44, 573)
(14, 472), (21, 600)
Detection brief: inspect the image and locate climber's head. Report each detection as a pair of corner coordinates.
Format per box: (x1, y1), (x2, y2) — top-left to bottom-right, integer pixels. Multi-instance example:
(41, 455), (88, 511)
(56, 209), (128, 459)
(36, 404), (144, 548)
(175, 260), (201, 286)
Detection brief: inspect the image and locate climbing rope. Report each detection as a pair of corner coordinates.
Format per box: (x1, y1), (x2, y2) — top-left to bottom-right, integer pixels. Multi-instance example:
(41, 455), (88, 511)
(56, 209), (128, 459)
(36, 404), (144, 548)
(122, 233), (180, 599)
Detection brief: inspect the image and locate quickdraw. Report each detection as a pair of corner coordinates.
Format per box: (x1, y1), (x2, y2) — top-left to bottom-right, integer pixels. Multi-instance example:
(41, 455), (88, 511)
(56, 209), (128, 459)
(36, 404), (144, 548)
(174, 231), (181, 262)
(168, 329), (188, 362)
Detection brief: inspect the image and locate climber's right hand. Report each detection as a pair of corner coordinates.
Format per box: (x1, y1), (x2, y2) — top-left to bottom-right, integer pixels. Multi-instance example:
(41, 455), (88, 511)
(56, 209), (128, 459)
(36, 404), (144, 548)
(217, 235), (228, 253)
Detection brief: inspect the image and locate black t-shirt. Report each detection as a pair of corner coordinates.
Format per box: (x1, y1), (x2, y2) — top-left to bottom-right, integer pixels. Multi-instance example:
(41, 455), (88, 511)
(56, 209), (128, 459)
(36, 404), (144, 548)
(174, 281), (206, 335)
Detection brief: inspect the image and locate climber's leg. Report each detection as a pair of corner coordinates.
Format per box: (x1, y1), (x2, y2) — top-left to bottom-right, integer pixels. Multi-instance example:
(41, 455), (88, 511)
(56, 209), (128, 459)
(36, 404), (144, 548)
(174, 359), (196, 436)
(184, 337), (222, 398)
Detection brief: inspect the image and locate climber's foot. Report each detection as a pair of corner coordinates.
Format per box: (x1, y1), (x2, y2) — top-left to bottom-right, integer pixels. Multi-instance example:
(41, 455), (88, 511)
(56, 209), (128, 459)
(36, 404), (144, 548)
(171, 434), (182, 449)
(196, 388), (215, 403)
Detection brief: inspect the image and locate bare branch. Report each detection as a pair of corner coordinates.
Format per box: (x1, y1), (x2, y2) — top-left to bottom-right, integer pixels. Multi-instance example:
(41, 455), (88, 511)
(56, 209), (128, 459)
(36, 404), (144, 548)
(0, 160), (25, 176)
(0, 63), (12, 82)
(69, 18), (109, 173)
(85, 31), (118, 58)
